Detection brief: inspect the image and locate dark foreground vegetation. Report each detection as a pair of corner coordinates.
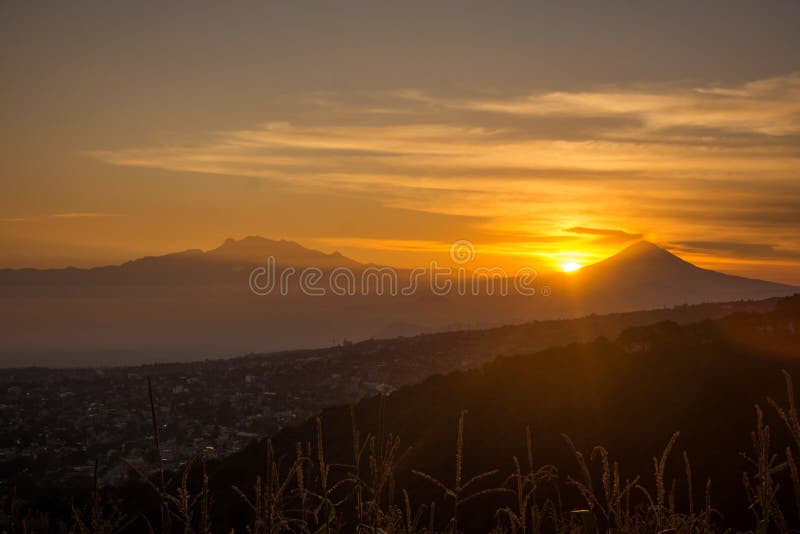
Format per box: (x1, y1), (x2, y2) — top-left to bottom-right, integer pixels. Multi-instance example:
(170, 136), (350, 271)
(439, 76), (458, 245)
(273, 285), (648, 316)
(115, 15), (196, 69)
(4, 295), (800, 533)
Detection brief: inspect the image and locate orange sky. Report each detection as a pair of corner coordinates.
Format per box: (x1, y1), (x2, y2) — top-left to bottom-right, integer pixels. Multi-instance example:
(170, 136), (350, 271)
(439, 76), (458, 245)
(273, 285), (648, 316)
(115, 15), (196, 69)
(1, 2), (799, 284)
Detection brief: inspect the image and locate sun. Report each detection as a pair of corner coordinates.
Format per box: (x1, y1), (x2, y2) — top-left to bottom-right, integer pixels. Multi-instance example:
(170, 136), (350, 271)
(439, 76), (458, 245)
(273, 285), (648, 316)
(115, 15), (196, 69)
(560, 261), (582, 273)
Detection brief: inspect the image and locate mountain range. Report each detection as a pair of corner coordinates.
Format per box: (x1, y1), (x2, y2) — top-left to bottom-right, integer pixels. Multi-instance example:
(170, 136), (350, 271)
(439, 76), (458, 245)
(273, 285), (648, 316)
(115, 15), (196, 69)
(0, 237), (795, 366)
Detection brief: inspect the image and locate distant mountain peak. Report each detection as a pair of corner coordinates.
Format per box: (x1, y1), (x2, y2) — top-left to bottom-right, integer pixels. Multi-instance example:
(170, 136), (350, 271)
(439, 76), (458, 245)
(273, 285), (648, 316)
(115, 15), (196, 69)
(217, 235), (283, 249)
(212, 236), (303, 253)
(617, 240), (677, 257)
(569, 239), (796, 308)
(587, 240), (693, 273)
(207, 236), (362, 268)
(622, 240), (664, 252)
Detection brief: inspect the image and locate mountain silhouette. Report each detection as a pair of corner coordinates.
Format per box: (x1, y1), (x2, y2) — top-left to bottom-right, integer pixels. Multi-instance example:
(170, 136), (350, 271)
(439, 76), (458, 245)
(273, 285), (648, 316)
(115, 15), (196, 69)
(558, 240), (794, 312)
(0, 238), (795, 366)
(0, 237), (364, 286)
(204, 236), (363, 269)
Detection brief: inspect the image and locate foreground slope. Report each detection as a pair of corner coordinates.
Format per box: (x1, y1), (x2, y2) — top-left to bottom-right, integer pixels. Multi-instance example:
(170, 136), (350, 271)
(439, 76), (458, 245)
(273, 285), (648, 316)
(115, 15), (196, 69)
(201, 295), (800, 531)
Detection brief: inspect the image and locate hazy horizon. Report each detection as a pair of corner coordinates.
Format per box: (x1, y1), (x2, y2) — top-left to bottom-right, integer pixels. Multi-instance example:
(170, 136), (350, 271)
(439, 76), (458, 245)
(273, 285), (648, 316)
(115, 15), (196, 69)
(3, 235), (800, 289)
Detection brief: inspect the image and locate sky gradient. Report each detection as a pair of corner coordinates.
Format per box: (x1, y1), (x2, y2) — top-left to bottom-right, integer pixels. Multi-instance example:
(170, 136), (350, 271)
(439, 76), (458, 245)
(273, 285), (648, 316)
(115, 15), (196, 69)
(2, 1), (800, 283)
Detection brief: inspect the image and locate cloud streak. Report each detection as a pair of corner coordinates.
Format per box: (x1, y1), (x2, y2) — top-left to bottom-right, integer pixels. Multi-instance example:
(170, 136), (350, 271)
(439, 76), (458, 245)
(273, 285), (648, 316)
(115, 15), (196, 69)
(1, 213), (123, 223)
(49, 212), (123, 219)
(672, 241), (800, 261)
(456, 73), (800, 136)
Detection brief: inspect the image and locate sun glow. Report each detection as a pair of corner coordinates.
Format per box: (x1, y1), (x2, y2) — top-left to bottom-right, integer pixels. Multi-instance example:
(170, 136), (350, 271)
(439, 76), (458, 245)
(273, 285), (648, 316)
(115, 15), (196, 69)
(560, 261), (582, 273)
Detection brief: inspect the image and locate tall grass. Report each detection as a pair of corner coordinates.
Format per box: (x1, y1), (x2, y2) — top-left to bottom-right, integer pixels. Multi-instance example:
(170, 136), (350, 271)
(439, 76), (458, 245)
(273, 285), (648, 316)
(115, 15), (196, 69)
(5, 371), (800, 533)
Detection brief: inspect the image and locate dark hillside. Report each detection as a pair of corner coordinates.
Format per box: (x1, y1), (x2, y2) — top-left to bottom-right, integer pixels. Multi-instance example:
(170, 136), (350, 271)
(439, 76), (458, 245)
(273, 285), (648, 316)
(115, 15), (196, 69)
(200, 295), (800, 532)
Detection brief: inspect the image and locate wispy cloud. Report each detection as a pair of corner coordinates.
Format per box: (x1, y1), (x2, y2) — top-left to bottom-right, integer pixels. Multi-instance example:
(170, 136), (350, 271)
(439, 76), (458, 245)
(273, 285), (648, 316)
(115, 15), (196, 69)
(672, 241), (800, 261)
(565, 226), (642, 245)
(1, 212), (123, 223)
(88, 72), (800, 184)
(565, 227), (641, 238)
(49, 212), (122, 219)
(453, 73), (800, 136)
